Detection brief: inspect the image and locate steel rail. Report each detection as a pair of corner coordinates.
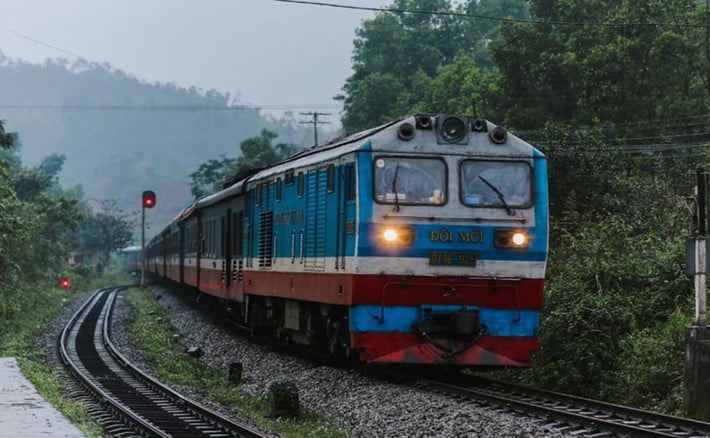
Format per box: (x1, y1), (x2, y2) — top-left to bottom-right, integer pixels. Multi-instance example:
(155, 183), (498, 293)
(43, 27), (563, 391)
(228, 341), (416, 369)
(59, 287), (269, 437)
(421, 373), (710, 437)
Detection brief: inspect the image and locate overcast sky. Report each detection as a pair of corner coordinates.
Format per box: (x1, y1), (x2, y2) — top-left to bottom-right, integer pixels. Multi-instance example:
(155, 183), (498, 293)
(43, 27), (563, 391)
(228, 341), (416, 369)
(1, 0), (388, 122)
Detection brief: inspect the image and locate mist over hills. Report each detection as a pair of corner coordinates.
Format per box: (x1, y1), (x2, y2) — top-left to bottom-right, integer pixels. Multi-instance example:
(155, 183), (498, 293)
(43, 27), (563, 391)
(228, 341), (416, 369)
(0, 51), (330, 237)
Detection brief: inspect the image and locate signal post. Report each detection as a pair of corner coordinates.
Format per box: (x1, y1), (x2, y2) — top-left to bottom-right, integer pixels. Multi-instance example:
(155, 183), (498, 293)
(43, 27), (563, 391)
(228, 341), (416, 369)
(141, 190), (156, 288)
(686, 169), (710, 421)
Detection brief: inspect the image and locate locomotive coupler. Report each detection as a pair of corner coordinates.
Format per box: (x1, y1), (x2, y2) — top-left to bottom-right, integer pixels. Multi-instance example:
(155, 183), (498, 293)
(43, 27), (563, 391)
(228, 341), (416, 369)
(414, 307), (486, 359)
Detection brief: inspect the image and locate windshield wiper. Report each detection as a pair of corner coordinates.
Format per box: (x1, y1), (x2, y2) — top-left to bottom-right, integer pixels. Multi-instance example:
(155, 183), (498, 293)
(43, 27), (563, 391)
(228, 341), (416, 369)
(392, 162), (400, 212)
(478, 175), (513, 216)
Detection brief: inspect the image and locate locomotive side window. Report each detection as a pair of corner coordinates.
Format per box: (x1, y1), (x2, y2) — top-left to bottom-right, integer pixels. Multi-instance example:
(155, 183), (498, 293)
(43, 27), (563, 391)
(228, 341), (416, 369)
(327, 164), (335, 193)
(276, 177), (282, 202)
(460, 160), (532, 208)
(297, 172), (304, 198)
(373, 156), (446, 205)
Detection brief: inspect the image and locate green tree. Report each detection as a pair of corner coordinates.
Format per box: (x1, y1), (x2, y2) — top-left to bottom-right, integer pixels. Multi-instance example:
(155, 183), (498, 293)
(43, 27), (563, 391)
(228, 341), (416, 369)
(234, 129), (297, 172)
(338, 0), (529, 131)
(492, 0), (708, 129)
(189, 155), (236, 198)
(0, 126), (84, 285)
(410, 54), (501, 118)
(339, 0), (461, 132)
(0, 129), (65, 201)
(0, 120), (13, 149)
(189, 130), (299, 198)
(74, 199), (134, 268)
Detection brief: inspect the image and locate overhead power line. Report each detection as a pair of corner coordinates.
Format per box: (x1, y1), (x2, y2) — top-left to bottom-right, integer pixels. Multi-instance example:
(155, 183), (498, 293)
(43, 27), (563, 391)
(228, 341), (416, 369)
(0, 25), (84, 58)
(272, 0), (705, 27)
(0, 104), (343, 111)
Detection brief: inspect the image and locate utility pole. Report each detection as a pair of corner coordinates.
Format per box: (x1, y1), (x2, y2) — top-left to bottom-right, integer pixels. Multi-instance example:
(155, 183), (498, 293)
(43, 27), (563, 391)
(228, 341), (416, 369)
(686, 169), (710, 420)
(300, 111), (331, 146)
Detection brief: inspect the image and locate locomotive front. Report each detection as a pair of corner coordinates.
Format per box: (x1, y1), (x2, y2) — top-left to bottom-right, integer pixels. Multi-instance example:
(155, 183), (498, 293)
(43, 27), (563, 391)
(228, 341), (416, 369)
(350, 114), (548, 366)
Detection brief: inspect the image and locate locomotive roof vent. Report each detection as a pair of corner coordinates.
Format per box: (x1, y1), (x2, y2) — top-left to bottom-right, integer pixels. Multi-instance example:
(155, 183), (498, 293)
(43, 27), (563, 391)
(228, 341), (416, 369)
(436, 115), (468, 145)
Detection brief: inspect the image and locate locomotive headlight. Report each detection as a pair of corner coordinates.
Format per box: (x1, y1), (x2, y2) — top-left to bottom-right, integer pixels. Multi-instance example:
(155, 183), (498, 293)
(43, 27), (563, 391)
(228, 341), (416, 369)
(439, 116), (467, 143)
(383, 228), (398, 242)
(512, 232), (527, 246)
(435, 115), (468, 144)
(494, 229), (529, 249)
(379, 226), (415, 246)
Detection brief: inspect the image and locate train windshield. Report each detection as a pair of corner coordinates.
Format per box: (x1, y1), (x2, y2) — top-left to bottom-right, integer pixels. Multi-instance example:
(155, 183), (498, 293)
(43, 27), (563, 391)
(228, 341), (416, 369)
(460, 160), (532, 208)
(374, 156), (447, 205)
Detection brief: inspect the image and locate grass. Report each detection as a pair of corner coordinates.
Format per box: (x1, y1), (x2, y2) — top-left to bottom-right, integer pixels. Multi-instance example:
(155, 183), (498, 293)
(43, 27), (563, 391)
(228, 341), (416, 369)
(0, 267), (132, 437)
(124, 287), (346, 438)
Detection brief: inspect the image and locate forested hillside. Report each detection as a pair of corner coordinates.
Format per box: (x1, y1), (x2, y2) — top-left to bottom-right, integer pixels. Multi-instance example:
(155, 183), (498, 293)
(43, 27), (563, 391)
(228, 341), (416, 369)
(0, 51), (317, 230)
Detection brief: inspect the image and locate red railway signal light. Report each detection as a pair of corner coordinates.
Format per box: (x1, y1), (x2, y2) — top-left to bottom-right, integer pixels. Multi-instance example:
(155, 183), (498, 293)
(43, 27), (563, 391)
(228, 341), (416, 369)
(60, 277), (71, 290)
(142, 190), (156, 209)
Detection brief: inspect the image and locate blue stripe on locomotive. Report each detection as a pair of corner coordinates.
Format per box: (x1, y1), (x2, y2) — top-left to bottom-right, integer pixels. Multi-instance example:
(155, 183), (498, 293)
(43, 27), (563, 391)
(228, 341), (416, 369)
(533, 147), (549, 249)
(349, 305), (539, 337)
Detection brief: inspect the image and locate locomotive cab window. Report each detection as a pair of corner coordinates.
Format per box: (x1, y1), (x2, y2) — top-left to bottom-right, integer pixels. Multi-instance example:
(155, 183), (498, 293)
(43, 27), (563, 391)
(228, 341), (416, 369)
(373, 156), (446, 205)
(460, 160), (532, 208)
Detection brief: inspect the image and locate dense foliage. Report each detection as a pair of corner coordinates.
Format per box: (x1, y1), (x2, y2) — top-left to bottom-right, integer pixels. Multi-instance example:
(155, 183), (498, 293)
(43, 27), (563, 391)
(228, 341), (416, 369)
(0, 120), (133, 318)
(340, 0), (707, 414)
(338, 0), (530, 132)
(493, 0), (709, 129)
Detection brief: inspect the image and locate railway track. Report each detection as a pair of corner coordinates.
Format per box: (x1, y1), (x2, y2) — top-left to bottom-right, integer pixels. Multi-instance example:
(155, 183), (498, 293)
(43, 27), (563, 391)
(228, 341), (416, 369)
(59, 287), (270, 437)
(418, 372), (710, 437)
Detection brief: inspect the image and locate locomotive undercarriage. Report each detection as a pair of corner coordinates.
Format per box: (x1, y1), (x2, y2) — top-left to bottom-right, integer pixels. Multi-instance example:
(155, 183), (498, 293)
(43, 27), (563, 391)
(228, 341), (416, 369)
(246, 296), (355, 358)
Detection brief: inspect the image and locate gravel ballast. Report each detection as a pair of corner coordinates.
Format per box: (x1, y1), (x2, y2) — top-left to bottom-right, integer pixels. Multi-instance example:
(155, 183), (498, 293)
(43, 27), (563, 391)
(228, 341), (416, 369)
(40, 285), (572, 437)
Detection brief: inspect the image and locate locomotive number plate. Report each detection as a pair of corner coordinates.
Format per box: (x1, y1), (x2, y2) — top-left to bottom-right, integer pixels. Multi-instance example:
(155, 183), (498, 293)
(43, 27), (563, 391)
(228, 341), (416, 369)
(429, 251), (477, 266)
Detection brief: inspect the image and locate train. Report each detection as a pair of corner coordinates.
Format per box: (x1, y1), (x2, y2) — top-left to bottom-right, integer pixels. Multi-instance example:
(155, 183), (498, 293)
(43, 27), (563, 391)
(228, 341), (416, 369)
(120, 245), (142, 276)
(146, 113), (548, 366)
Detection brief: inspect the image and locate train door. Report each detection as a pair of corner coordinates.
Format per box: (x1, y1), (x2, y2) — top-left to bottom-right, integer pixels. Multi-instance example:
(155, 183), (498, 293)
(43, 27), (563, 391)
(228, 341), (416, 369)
(337, 159), (356, 270)
(179, 221), (185, 284)
(196, 213), (202, 289)
(232, 209), (244, 292)
(333, 162), (343, 270)
(162, 229), (168, 276)
(222, 208), (232, 288)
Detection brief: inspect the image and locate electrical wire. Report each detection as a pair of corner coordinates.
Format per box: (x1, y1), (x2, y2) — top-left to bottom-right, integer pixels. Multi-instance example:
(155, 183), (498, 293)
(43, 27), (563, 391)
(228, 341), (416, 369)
(0, 104), (343, 111)
(272, 0), (706, 28)
(0, 25), (84, 59)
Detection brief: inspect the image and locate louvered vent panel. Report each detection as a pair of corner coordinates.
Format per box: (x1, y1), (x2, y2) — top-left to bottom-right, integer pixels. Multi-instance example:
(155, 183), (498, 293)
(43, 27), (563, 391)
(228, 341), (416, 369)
(258, 211), (273, 268)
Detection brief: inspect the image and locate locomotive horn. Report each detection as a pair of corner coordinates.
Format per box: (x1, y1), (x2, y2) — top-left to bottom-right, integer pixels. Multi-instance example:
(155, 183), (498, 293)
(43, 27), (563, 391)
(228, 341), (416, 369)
(398, 122), (416, 140)
(416, 115), (432, 130)
(471, 119), (486, 132)
(490, 126), (507, 144)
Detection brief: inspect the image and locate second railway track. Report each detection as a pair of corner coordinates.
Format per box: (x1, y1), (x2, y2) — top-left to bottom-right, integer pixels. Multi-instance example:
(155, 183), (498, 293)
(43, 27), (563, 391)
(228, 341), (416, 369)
(59, 287), (270, 438)
(417, 372), (710, 437)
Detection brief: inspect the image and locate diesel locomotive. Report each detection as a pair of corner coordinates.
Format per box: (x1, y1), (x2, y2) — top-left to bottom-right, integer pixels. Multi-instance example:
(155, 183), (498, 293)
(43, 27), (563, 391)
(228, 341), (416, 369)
(147, 114), (548, 366)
